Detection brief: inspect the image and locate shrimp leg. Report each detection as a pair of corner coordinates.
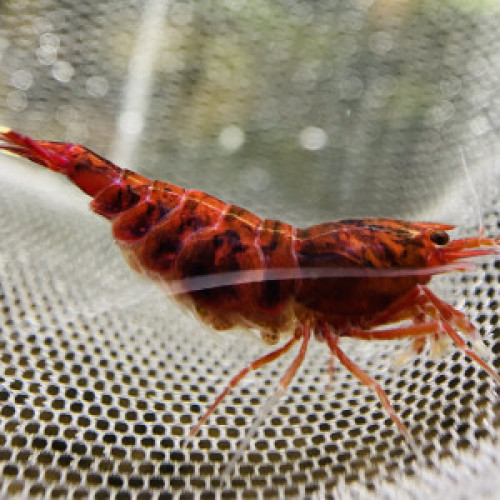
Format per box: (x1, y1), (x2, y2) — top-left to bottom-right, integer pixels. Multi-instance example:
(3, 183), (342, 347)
(349, 319), (499, 383)
(223, 323), (312, 478)
(190, 325), (305, 437)
(323, 299), (499, 443)
(419, 286), (500, 383)
(350, 284), (499, 382)
(321, 325), (413, 442)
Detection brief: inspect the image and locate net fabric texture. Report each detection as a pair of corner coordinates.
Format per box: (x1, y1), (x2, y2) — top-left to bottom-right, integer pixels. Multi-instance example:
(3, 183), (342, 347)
(0, 1), (499, 498)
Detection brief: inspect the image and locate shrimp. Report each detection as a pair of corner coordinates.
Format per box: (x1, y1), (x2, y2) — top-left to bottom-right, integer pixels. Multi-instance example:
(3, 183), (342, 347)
(1, 127), (499, 447)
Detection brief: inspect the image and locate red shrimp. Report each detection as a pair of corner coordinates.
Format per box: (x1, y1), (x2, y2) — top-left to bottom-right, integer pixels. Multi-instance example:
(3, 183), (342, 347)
(1, 127), (499, 446)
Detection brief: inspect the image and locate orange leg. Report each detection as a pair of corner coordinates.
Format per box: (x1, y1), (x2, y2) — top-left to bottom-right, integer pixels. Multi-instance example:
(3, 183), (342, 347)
(350, 318), (498, 384)
(380, 284), (478, 341)
(322, 309), (498, 442)
(356, 284), (499, 383)
(419, 285), (478, 338)
(439, 321), (500, 383)
(419, 286), (500, 383)
(317, 285), (498, 445)
(278, 321), (311, 390)
(321, 325), (412, 441)
(364, 284), (477, 338)
(222, 323), (312, 478)
(348, 320), (442, 341)
(189, 323), (308, 437)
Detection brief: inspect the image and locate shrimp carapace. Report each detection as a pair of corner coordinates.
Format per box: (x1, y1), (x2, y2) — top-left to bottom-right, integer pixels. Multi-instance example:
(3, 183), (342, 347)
(1, 127), (499, 451)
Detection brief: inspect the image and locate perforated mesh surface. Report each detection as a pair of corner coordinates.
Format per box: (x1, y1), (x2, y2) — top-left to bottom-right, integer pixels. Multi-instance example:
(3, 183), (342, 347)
(0, 1), (499, 499)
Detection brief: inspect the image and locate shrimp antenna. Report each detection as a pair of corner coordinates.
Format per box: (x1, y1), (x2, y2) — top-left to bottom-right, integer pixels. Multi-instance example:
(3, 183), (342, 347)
(459, 146), (484, 237)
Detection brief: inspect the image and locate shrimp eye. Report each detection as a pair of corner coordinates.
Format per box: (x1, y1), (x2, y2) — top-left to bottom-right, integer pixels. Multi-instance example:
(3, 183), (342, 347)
(430, 230), (449, 246)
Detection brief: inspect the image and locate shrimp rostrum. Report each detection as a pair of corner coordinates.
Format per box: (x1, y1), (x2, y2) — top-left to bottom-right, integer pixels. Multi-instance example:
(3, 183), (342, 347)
(1, 127), (499, 443)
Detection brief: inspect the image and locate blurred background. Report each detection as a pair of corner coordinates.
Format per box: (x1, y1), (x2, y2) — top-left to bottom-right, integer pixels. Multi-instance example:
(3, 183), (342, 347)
(2, 0), (500, 223)
(0, 1), (499, 499)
